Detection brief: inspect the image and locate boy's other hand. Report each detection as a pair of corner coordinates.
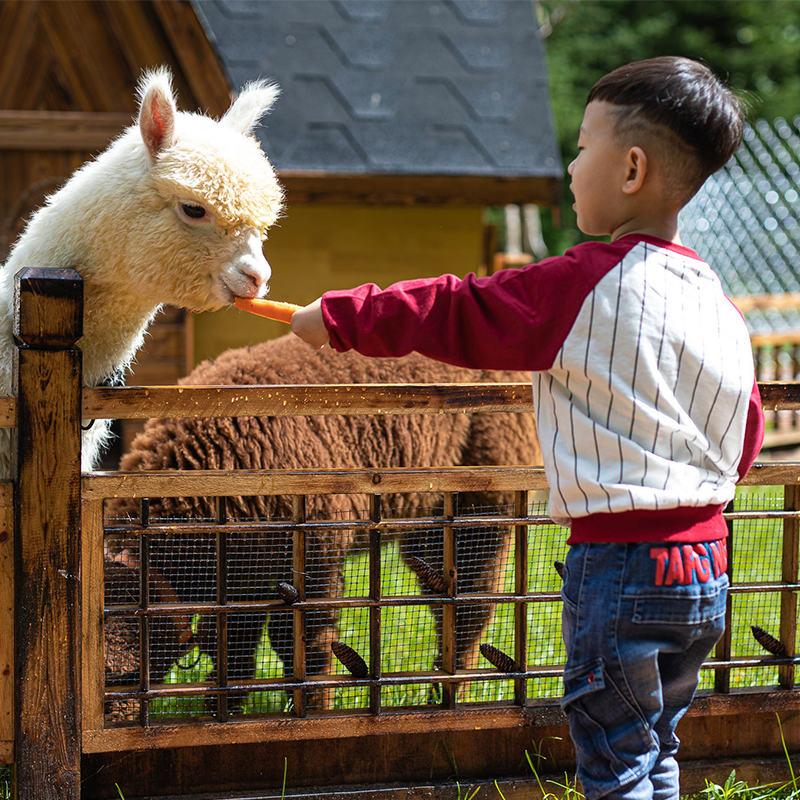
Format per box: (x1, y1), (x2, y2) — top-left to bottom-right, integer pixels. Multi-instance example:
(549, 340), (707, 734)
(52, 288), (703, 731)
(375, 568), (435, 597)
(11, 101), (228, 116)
(290, 298), (330, 349)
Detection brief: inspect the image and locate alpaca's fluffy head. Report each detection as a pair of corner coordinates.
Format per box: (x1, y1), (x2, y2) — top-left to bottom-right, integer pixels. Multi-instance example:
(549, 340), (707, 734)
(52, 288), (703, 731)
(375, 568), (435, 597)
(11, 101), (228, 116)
(2, 67), (285, 321)
(119, 67), (285, 310)
(140, 67), (283, 235)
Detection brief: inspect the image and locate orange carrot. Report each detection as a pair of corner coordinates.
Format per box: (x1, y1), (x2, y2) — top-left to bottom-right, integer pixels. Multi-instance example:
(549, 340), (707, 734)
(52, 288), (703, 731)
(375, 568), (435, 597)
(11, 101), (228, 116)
(234, 297), (301, 324)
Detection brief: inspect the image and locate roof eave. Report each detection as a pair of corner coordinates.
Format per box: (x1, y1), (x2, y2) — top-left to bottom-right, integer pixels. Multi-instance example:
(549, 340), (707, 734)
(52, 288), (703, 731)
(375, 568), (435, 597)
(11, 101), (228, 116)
(280, 171), (563, 208)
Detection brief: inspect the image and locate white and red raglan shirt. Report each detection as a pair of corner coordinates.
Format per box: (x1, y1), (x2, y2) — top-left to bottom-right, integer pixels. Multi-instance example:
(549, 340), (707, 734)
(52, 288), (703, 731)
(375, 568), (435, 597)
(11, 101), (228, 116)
(321, 234), (765, 545)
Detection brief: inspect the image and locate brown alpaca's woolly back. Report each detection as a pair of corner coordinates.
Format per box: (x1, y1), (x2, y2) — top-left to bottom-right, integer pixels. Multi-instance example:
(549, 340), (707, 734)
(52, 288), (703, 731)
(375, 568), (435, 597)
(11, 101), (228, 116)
(115, 334), (541, 518)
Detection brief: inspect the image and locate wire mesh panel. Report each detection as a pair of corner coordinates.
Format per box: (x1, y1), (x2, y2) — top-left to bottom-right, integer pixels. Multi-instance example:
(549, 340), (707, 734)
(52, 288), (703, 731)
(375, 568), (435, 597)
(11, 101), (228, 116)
(98, 477), (800, 731)
(101, 487), (563, 725)
(699, 484), (800, 692)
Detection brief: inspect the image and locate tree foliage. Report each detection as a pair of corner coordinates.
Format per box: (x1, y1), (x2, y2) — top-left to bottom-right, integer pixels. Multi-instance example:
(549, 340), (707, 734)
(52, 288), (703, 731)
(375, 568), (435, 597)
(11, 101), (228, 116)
(538, 0), (800, 251)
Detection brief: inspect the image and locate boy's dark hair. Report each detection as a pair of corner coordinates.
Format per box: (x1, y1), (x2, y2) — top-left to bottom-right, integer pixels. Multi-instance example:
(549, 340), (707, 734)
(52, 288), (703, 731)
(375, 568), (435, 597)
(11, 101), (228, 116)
(587, 56), (745, 201)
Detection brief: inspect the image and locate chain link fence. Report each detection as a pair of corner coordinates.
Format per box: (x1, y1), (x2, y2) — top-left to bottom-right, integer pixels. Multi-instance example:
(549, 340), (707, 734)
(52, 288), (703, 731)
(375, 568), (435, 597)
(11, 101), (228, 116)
(680, 117), (800, 336)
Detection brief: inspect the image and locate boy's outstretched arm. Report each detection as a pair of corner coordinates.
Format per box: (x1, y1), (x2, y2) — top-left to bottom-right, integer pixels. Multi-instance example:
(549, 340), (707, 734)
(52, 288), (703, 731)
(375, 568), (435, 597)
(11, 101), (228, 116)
(291, 298), (330, 349)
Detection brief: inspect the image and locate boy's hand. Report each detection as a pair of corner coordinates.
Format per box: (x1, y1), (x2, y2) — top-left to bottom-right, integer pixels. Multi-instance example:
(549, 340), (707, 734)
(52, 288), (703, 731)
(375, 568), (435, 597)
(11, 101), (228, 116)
(290, 298), (330, 349)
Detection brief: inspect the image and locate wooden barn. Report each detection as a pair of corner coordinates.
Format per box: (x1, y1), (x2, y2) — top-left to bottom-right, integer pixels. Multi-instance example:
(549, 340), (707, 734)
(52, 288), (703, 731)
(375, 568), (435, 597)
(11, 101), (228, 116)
(0, 0), (563, 452)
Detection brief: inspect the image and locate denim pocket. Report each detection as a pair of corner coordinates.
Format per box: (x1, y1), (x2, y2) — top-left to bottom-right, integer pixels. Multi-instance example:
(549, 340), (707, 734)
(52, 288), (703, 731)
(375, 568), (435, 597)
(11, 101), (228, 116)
(561, 657), (606, 709)
(630, 578), (727, 626)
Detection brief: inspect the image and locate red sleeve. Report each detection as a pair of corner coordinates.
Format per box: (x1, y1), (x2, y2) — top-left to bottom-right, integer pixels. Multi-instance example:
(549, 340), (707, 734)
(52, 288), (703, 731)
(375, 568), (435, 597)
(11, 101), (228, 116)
(320, 241), (632, 371)
(736, 375), (765, 481)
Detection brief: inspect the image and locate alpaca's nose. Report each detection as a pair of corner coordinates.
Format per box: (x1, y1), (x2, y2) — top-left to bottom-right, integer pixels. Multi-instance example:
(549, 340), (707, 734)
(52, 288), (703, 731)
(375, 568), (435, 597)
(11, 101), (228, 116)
(239, 253), (272, 291)
(234, 232), (272, 294)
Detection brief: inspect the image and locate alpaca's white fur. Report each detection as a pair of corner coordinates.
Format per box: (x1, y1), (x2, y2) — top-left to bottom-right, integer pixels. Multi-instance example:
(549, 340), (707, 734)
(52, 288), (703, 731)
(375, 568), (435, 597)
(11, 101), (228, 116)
(0, 68), (284, 476)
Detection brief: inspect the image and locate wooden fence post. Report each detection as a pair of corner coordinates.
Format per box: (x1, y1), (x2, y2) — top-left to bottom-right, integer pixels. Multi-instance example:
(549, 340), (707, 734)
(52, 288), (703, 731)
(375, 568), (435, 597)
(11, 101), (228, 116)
(779, 484), (799, 689)
(13, 268), (83, 800)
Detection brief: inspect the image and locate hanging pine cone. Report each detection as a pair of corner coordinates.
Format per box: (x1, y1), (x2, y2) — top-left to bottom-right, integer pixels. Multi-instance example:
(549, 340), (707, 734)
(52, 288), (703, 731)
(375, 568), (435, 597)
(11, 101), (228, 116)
(276, 581), (299, 605)
(553, 561), (565, 579)
(480, 643), (517, 673)
(751, 625), (787, 657)
(408, 555), (447, 593)
(331, 641), (369, 678)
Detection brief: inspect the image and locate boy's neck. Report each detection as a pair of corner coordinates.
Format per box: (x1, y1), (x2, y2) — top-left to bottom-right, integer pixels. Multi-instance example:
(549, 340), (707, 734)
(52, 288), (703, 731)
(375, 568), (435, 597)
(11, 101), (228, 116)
(610, 213), (682, 246)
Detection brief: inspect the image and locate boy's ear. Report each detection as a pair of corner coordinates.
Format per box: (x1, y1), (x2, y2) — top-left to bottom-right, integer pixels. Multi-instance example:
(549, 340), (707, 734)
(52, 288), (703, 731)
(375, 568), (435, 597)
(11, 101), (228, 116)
(622, 146), (647, 194)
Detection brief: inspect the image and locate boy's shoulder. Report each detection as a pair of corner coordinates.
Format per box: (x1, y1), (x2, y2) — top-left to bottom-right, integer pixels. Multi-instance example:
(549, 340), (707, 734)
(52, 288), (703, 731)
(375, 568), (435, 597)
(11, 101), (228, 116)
(542, 235), (702, 286)
(522, 235), (718, 319)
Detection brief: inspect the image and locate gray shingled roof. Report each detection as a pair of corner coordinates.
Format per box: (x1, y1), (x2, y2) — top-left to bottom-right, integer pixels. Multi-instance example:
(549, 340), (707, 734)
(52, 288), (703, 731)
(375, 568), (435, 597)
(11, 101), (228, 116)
(192, 0), (562, 181)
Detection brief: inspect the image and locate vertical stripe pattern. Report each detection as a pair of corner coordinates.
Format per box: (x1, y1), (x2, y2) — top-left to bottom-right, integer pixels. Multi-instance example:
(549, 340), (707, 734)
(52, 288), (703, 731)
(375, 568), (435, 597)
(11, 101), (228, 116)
(533, 241), (754, 527)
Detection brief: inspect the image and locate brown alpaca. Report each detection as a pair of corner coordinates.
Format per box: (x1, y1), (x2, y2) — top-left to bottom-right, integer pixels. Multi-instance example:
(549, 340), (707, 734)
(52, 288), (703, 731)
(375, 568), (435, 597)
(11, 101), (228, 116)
(106, 333), (541, 711)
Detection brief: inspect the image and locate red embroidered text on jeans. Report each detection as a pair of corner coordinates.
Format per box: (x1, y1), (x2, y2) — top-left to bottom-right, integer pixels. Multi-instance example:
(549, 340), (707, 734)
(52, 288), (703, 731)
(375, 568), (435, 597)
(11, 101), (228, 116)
(649, 540), (728, 586)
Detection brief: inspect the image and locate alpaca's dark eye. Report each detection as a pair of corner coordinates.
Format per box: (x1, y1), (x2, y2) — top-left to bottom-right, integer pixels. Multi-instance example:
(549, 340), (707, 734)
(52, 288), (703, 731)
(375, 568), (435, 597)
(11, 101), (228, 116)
(182, 202), (206, 219)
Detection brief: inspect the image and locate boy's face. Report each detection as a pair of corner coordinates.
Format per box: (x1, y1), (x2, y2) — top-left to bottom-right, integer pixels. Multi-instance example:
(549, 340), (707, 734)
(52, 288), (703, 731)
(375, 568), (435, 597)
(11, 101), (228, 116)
(568, 101), (630, 237)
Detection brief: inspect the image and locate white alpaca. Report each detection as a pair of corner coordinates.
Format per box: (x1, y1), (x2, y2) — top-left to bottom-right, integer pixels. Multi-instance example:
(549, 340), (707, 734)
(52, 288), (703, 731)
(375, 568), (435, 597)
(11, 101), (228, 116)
(0, 67), (284, 477)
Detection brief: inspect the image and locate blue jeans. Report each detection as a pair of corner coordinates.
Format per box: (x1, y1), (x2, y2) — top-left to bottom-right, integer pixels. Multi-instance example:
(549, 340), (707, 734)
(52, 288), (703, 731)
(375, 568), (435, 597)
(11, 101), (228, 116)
(560, 540), (728, 800)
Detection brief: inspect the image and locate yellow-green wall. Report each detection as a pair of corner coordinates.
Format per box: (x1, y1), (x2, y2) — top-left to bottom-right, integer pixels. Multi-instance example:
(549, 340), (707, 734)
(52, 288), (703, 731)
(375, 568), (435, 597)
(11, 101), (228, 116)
(193, 204), (484, 366)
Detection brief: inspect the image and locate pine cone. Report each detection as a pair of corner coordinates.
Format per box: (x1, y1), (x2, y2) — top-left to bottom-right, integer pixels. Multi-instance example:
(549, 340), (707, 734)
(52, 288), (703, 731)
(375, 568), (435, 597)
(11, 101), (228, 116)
(331, 641), (369, 678)
(276, 581), (299, 605)
(751, 625), (787, 656)
(480, 643), (517, 673)
(408, 555), (447, 593)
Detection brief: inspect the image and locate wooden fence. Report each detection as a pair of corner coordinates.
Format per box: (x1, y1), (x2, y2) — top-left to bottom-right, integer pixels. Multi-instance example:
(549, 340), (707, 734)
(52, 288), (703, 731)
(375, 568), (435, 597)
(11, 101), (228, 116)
(2, 269), (800, 800)
(752, 329), (800, 449)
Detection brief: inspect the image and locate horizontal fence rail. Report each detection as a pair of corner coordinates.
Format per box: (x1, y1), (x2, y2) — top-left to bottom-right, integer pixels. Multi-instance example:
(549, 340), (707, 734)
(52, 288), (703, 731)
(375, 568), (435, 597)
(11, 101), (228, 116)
(0, 379), (797, 428)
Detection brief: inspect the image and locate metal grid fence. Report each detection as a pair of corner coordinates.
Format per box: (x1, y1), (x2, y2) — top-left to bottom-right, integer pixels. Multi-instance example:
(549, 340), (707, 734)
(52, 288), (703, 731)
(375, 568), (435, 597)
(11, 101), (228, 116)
(100, 480), (798, 729)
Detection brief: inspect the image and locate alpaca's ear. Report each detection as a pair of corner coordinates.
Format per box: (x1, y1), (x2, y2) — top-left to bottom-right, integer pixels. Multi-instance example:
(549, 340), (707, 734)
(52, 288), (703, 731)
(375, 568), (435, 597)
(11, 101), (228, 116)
(137, 67), (177, 159)
(222, 80), (280, 135)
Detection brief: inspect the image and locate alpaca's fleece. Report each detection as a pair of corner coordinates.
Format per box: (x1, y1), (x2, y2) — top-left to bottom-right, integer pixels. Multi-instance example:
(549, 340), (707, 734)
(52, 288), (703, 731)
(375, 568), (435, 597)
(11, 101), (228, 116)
(0, 67), (283, 478)
(107, 334), (542, 709)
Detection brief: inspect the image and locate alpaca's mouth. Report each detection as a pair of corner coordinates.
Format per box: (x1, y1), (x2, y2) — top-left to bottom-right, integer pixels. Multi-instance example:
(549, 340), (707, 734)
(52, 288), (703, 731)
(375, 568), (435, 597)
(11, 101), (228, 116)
(220, 265), (270, 306)
(219, 275), (254, 305)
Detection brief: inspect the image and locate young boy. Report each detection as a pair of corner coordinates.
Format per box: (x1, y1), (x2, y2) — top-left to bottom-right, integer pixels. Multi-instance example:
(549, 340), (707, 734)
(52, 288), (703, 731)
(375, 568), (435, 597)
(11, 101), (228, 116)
(290, 56), (765, 800)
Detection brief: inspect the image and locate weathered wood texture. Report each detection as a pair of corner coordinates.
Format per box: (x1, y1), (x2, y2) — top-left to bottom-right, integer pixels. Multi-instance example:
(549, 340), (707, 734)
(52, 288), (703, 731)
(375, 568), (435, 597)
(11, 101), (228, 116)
(77, 753), (800, 800)
(0, 111), (133, 150)
(0, 483), (12, 764)
(0, 0), (230, 117)
(84, 466), (552, 501)
(79, 701), (800, 798)
(13, 269), (83, 799)
(81, 381), (539, 421)
(80, 378), (800, 420)
(80, 498), (106, 736)
(781, 485), (800, 688)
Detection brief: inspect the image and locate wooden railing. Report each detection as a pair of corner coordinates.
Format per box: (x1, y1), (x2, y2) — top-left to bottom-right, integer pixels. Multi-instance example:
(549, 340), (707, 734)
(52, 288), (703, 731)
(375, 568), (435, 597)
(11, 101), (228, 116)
(3, 269), (800, 800)
(754, 332), (800, 449)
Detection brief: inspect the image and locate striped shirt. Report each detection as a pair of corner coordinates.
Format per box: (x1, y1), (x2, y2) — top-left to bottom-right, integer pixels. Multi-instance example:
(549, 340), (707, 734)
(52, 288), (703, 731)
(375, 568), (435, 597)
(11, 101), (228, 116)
(321, 234), (765, 544)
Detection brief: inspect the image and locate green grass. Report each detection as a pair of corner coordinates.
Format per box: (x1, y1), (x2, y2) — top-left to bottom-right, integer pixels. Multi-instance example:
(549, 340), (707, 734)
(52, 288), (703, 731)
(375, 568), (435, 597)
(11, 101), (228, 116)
(0, 766), (9, 800)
